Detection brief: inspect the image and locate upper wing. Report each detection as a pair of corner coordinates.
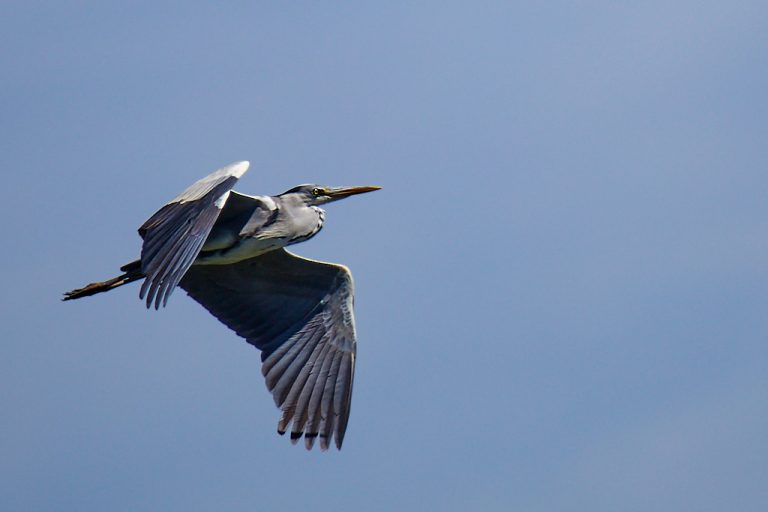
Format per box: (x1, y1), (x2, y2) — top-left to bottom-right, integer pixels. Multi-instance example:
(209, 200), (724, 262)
(179, 249), (357, 450)
(138, 161), (249, 309)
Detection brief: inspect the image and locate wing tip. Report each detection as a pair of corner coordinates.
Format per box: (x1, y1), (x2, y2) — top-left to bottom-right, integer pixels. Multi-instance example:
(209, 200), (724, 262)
(226, 160), (250, 178)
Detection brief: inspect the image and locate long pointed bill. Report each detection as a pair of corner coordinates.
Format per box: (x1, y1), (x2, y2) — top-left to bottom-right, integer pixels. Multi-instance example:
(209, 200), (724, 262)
(326, 185), (382, 200)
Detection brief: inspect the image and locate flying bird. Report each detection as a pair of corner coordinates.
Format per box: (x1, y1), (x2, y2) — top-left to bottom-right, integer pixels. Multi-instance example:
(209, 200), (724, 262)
(63, 161), (380, 450)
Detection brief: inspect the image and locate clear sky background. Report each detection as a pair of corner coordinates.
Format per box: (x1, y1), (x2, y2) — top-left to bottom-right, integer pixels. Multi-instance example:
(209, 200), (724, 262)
(2, 2), (767, 511)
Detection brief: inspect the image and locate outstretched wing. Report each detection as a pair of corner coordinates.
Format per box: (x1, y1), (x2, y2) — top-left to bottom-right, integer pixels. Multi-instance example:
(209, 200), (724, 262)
(179, 249), (357, 450)
(138, 161), (250, 309)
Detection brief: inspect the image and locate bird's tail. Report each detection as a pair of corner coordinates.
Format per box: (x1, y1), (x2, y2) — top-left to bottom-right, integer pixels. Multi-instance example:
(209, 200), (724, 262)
(62, 260), (144, 301)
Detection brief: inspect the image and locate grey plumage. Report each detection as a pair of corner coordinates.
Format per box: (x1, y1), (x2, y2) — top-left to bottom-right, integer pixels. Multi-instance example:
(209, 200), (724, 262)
(138, 162), (247, 309)
(63, 161), (379, 450)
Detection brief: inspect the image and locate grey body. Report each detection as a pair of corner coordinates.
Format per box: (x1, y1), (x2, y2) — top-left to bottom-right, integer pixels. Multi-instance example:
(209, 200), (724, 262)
(64, 161), (380, 450)
(198, 191), (325, 264)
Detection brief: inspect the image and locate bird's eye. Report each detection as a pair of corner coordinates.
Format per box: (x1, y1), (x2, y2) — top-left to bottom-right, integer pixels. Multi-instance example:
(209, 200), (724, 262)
(312, 188), (322, 196)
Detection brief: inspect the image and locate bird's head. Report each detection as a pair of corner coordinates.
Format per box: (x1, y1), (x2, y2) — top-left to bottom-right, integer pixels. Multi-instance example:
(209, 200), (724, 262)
(281, 184), (381, 206)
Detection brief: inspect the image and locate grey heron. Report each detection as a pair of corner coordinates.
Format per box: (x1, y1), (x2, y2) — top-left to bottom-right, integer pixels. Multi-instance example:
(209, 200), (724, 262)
(63, 161), (380, 450)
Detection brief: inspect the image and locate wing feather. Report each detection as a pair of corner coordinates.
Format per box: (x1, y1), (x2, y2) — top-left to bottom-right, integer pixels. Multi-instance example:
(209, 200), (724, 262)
(140, 221), (194, 307)
(290, 341), (332, 445)
(265, 323), (319, 397)
(334, 353), (355, 449)
(319, 351), (343, 450)
(138, 161), (249, 308)
(269, 325), (324, 407)
(302, 343), (337, 449)
(179, 248), (357, 450)
(276, 329), (327, 434)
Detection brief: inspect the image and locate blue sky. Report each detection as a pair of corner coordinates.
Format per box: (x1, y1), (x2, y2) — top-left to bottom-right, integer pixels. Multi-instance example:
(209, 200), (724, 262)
(2, 2), (767, 510)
